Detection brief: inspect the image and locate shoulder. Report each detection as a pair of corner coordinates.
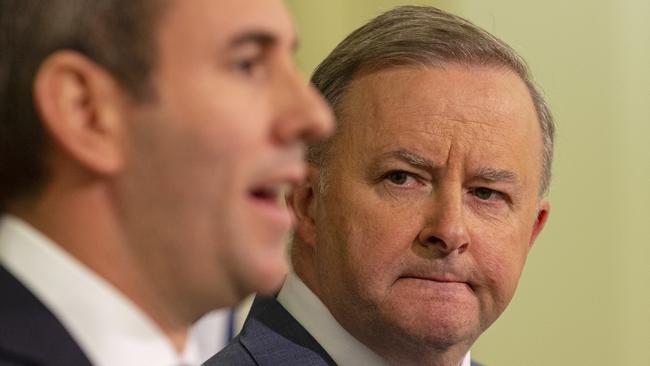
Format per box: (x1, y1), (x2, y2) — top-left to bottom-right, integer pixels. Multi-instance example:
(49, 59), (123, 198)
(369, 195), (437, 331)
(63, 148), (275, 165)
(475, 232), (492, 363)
(205, 296), (335, 366)
(203, 336), (256, 366)
(0, 354), (34, 366)
(0, 265), (92, 366)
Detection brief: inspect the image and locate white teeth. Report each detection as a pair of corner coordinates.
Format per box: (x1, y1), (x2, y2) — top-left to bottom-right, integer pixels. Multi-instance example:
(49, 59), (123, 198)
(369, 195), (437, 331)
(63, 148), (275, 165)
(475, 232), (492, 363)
(277, 183), (291, 207)
(265, 183), (290, 197)
(254, 182), (292, 203)
(277, 182), (291, 198)
(269, 183), (291, 206)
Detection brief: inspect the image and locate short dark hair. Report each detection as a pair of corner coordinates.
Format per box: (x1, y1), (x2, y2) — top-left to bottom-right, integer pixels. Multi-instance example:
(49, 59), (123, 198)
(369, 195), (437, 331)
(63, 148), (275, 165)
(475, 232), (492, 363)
(0, 0), (168, 209)
(310, 5), (555, 196)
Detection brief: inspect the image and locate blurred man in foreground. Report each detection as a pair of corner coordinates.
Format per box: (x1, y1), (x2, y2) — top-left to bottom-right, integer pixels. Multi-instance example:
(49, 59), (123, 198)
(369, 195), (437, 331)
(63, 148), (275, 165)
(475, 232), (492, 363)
(207, 5), (553, 366)
(0, 0), (332, 365)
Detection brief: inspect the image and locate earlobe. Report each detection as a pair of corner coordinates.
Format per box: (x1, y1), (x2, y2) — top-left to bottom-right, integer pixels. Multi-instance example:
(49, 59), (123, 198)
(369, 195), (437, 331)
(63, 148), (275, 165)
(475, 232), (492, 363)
(34, 50), (127, 177)
(528, 200), (550, 249)
(286, 165), (320, 247)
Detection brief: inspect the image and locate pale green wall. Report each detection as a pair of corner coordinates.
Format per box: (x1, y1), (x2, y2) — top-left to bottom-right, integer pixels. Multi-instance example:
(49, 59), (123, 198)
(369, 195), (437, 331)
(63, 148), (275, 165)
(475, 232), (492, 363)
(286, 1), (650, 365)
(287, 0), (451, 74)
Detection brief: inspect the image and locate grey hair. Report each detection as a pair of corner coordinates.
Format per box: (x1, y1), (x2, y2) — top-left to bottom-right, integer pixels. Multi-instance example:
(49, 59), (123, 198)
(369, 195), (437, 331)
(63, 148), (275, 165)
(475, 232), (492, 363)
(309, 5), (555, 196)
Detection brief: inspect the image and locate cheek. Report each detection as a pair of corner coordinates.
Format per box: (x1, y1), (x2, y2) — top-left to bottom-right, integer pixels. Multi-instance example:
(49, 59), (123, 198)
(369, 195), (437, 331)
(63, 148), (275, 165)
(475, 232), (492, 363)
(175, 119), (266, 195)
(472, 230), (531, 311)
(319, 192), (420, 300)
(192, 120), (260, 161)
(162, 79), (270, 153)
(129, 112), (262, 235)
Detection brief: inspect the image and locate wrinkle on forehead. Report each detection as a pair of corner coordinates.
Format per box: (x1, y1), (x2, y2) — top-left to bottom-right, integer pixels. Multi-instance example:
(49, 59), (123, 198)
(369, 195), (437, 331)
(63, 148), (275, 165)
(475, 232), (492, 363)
(340, 71), (528, 144)
(331, 65), (543, 192)
(360, 105), (515, 163)
(342, 64), (537, 122)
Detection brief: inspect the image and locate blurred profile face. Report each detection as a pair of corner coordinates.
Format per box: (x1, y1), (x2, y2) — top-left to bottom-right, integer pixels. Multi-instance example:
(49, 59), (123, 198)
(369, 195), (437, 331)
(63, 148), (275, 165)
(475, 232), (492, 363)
(307, 65), (548, 357)
(115, 0), (333, 313)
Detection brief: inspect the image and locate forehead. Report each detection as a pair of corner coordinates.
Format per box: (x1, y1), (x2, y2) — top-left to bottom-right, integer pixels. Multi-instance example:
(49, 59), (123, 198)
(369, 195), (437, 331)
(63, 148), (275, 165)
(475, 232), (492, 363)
(158, 0), (295, 46)
(333, 64), (542, 177)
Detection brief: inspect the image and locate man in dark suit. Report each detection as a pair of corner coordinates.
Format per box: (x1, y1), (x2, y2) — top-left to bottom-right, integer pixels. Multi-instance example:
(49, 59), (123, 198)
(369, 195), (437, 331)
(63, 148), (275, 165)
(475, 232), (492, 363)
(206, 5), (554, 366)
(0, 0), (332, 364)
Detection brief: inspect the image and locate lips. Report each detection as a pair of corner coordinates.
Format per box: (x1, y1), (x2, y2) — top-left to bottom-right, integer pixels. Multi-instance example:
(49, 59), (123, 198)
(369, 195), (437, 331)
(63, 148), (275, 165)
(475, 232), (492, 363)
(250, 182), (291, 206)
(247, 171), (302, 232)
(399, 273), (474, 292)
(405, 274), (463, 283)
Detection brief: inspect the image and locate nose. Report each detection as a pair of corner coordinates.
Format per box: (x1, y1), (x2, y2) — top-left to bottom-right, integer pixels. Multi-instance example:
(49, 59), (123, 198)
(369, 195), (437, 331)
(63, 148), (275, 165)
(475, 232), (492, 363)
(271, 64), (334, 145)
(417, 188), (470, 255)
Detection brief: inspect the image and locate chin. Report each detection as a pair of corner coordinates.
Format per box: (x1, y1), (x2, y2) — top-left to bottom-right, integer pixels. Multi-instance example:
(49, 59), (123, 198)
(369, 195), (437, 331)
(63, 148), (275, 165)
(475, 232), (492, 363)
(381, 307), (480, 350)
(427, 322), (478, 347)
(391, 323), (478, 351)
(240, 259), (288, 296)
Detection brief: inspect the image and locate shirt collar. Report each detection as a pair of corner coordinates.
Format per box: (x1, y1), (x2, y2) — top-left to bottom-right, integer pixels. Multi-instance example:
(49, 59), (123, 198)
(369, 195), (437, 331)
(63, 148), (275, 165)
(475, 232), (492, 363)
(0, 215), (201, 366)
(277, 272), (471, 366)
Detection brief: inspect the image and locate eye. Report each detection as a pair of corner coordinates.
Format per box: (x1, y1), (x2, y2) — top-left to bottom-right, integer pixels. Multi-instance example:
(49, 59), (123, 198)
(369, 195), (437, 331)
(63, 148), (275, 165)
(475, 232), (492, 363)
(377, 169), (429, 194)
(381, 170), (425, 189)
(236, 59), (254, 73)
(230, 44), (267, 78)
(472, 187), (503, 201)
(385, 171), (410, 185)
(234, 56), (261, 76)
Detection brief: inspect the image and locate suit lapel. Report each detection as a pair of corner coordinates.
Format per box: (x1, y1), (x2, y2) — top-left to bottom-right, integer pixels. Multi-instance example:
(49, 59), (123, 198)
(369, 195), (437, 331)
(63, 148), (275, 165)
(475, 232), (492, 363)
(0, 264), (93, 366)
(239, 296), (336, 366)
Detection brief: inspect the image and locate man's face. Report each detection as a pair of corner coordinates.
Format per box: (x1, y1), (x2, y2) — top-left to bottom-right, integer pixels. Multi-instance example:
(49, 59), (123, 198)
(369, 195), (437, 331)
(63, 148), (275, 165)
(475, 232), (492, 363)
(115, 0), (332, 312)
(308, 65), (548, 355)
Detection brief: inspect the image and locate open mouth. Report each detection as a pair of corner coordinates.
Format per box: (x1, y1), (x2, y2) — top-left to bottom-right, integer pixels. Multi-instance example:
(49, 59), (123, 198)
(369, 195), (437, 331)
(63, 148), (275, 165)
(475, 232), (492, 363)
(251, 187), (278, 204)
(247, 182), (294, 231)
(249, 183), (289, 206)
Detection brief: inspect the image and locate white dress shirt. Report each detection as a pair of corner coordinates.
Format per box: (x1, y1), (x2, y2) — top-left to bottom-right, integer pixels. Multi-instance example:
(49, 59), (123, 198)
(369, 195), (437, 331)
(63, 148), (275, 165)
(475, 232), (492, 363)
(191, 309), (231, 363)
(277, 272), (471, 366)
(0, 215), (201, 366)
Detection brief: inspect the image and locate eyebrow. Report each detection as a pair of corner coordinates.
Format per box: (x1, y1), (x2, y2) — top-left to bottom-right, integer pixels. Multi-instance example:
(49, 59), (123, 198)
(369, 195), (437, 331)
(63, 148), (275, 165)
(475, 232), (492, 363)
(229, 31), (277, 49)
(474, 167), (519, 184)
(380, 149), (436, 170)
(229, 30), (298, 51)
(378, 149), (519, 184)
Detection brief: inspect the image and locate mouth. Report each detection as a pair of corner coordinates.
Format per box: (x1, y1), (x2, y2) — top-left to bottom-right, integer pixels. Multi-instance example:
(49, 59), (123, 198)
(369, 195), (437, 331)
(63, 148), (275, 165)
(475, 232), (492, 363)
(400, 275), (474, 292)
(249, 182), (291, 206)
(248, 180), (296, 231)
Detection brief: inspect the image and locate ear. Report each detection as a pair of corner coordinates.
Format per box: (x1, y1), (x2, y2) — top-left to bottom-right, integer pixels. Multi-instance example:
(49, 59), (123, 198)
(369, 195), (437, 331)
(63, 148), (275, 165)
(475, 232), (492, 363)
(528, 199), (550, 249)
(33, 50), (128, 176)
(286, 165), (321, 247)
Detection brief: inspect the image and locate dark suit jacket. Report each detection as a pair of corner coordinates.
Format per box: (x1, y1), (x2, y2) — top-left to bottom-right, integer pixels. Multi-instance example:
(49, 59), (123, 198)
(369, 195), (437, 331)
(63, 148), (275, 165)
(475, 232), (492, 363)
(204, 296), (335, 366)
(0, 264), (92, 366)
(204, 295), (484, 366)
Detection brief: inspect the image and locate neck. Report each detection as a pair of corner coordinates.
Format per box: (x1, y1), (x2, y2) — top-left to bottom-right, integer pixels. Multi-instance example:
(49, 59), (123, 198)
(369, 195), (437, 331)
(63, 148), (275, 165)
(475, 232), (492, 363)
(380, 344), (469, 366)
(9, 177), (192, 352)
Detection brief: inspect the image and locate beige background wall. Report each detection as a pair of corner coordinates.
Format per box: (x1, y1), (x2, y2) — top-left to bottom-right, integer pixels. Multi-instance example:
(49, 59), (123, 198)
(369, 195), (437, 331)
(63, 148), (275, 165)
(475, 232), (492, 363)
(286, 1), (650, 365)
